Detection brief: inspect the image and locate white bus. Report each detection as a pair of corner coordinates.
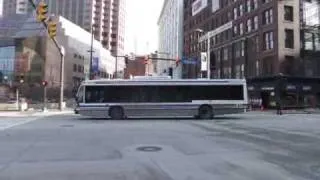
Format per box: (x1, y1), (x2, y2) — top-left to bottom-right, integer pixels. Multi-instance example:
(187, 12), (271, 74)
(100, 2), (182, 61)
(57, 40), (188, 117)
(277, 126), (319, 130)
(74, 77), (248, 119)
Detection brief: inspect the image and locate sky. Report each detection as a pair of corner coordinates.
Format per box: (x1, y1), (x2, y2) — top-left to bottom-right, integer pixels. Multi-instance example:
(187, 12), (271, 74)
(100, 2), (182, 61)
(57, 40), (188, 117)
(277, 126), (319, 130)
(0, 0), (2, 16)
(125, 0), (164, 55)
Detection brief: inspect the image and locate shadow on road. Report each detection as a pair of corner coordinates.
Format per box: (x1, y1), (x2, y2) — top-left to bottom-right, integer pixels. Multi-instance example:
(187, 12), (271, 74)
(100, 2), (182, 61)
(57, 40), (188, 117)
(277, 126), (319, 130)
(75, 116), (244, 121)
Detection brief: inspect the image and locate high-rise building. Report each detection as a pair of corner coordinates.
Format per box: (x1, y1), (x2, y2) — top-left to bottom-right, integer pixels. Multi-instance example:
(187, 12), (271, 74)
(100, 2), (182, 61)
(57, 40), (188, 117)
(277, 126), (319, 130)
(1, 0), (39, 16)
(1, 0), (125, 58)
(45, 0), (125, 57)
(158, 0), (183, 79)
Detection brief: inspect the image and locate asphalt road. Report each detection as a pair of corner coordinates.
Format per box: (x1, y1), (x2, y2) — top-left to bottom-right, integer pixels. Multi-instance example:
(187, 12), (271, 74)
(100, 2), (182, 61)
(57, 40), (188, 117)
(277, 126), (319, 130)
(0, 113), (320, 180)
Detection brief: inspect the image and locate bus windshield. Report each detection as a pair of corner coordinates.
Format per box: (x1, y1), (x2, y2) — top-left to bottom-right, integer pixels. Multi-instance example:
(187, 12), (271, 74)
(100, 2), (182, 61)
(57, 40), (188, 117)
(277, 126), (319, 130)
(76, 85), (84, 103)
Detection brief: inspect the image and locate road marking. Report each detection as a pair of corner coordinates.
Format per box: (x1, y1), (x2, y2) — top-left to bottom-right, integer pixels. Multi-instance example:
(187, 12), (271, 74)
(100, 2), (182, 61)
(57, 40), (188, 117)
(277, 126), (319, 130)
(0, 117), (40, 131)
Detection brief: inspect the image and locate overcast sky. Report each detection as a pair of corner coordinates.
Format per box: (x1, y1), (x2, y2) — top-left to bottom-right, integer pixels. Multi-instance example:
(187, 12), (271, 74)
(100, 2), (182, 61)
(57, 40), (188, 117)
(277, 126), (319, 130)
(125, 0), (164, 55)
(0, 0), (2, 16)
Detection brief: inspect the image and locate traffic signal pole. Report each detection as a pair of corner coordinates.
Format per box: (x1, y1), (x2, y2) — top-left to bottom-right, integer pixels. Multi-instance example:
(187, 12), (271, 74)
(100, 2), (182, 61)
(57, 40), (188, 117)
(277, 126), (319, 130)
(28, 0), (65, 111)
(43, 85), (47, 111)
(59, 47), (65, 111)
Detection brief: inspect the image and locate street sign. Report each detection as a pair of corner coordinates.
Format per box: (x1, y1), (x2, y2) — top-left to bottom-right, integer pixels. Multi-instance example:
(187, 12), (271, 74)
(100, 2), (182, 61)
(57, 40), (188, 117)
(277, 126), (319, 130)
(201, 52), (207, 71)
(181, 57), (198, 65)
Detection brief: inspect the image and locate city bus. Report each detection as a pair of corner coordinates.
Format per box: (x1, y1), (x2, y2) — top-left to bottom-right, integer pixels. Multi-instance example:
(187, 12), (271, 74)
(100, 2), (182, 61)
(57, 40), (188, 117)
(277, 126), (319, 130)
(74, 76), (248, 119)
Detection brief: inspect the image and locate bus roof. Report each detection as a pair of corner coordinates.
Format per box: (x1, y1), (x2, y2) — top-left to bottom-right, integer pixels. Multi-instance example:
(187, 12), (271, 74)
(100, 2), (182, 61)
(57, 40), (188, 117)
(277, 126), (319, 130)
(81, 78), (246, 86)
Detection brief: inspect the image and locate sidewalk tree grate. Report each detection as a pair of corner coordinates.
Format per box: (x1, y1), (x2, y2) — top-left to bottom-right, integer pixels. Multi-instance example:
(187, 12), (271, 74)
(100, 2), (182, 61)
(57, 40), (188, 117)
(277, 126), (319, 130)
(136, 146), (162, 152)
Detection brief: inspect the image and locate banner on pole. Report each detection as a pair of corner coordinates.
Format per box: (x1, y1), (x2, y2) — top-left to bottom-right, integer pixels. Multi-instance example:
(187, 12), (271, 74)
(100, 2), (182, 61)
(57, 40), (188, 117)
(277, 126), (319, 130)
(91, 57), (99, 73)
(200, 52), (207, 71)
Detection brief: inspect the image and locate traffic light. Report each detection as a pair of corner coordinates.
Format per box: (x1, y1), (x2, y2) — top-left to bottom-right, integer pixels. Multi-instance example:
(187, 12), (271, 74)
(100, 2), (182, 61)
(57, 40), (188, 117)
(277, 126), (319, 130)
(48, 20), (57, 38)
(175, 57), (180, 67)
(42, 80), (48, 87)
(18, 74), (24, 83)
(36, 0), (48, 22)
(125, 55), (129, 64)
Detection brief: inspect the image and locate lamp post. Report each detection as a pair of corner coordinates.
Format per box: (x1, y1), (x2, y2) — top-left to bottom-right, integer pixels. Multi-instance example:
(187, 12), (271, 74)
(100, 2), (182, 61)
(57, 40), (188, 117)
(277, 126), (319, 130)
(88, 25), (95, 80)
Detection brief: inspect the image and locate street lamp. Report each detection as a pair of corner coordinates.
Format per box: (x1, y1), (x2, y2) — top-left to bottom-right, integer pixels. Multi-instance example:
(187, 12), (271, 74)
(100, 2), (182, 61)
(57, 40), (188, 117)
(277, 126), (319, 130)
(195, 28), (211, 79)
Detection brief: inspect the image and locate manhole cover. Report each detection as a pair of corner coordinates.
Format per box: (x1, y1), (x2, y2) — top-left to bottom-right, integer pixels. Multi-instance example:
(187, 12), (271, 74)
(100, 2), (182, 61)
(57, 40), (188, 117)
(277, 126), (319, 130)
(136, 146), (162, 152)
(60, 125), (74, 128)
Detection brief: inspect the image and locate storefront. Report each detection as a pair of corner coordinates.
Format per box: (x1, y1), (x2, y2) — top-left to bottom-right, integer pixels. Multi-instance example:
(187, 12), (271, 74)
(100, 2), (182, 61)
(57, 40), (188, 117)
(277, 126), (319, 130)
(247, 75), (320, 109)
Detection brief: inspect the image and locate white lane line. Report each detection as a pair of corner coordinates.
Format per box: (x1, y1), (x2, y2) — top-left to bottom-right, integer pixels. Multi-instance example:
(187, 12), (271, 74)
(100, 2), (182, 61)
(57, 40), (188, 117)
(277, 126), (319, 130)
(0, 117), (40, 131)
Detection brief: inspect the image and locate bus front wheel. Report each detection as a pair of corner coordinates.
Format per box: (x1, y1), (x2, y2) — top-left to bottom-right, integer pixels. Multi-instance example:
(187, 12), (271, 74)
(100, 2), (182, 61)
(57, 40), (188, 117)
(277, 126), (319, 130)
(109, 107), (124, 120)
(198, 105), (213, 119)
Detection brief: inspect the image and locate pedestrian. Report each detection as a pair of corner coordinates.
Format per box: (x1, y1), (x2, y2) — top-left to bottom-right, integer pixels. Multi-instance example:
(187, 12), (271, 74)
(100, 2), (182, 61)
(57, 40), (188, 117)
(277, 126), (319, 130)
(276, 101), (282, 115)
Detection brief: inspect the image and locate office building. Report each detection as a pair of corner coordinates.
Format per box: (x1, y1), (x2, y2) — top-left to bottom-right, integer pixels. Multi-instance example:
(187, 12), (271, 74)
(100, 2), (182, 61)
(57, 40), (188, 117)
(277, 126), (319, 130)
(1, 0), (38, 16)
(158, 0), (183, 79)
(1, 0), (125, 59)
(45, 0), (125, 57)
(0, 13), (116, 101)
(183, 0), (320, 108)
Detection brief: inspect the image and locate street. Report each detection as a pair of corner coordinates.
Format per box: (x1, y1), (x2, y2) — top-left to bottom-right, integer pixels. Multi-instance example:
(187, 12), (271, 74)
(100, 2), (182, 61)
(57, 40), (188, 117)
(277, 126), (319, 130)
(0, 113), (320, 180)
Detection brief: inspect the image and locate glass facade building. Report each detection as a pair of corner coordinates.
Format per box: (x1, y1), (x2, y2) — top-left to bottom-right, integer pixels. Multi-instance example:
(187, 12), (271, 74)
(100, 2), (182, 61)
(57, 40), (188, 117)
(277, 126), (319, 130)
(0, 13), (115, 102)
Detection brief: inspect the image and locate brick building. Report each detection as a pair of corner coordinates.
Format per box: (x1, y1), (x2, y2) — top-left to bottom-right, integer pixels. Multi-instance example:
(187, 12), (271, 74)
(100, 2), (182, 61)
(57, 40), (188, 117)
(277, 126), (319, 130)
(183, 0), (320, 108)
(124, 56), (154, 79)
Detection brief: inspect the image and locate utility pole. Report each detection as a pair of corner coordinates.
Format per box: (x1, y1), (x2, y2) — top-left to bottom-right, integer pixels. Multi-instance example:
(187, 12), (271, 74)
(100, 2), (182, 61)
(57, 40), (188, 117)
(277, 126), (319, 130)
(59, 46), (65, 111)
(115, 55), (118, 78)
(89, 25), (94, 80)
(207, 34), (211, 79)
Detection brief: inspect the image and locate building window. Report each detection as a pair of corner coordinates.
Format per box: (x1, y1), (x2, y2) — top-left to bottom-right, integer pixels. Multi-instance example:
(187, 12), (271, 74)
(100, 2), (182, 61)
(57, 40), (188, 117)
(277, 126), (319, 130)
(256, 60), (260, 75)
(247, 19), (252, 32)
(240, 64), (245, 78)
(263, 31), (274, 50)
(284, 6), (293, 21)
(263, 8), (273, 25)
(262, 0), (271, 4)
(223, 48), (228, 61)
(253, 0), (258, 9)
(253, 16), (258, 30)
(77, 65), (82, 73)
(247, 0), (251, 12)
(240, 23), (243, 35)
(235, 42), (241, 58)
(285, 29), (294, 49)
(234, 8), (238, 19)
(239, 4), (244, 16)
(233, 25), (238, 36)
(236, 65), (241, 78)
(73, 64), (77, 72)
(241, 41), (245, 56)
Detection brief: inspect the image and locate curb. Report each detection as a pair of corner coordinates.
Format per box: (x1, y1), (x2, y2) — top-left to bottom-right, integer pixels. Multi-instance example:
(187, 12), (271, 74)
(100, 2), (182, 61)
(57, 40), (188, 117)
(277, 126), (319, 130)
(0, 110), (74, 118)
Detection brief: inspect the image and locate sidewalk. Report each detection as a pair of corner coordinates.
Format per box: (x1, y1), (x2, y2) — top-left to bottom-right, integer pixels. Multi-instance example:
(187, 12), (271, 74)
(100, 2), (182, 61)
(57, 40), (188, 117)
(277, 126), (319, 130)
(248, 108), (320, 115)
(0, 109), (74, 117)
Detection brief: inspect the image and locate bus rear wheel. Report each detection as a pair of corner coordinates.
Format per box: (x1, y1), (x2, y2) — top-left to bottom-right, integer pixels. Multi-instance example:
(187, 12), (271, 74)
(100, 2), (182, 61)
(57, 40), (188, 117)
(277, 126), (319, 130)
(109, 107), (124, 120)
(198, 105), (213, 119)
